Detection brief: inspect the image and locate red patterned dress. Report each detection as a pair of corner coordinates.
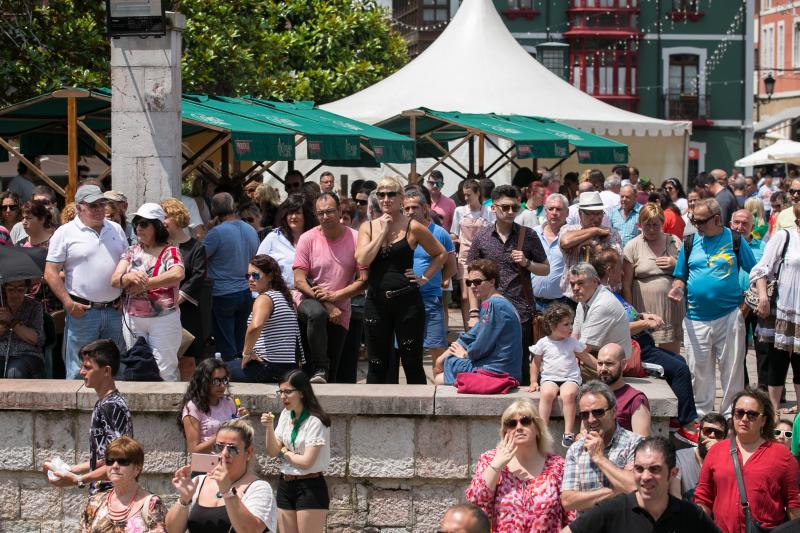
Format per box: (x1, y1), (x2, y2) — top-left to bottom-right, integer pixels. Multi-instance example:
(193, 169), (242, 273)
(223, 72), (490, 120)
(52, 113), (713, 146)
(466, 450), (575, 532)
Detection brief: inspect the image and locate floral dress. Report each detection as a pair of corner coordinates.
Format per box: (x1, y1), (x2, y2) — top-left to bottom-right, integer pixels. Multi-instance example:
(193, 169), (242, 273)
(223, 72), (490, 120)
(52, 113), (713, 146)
(466, 450), (574, 533)
(80, 491), (167, 533)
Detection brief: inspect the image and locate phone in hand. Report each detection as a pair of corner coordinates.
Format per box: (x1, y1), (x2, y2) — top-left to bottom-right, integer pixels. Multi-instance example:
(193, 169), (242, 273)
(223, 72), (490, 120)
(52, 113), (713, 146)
(190, 453), (220, 473)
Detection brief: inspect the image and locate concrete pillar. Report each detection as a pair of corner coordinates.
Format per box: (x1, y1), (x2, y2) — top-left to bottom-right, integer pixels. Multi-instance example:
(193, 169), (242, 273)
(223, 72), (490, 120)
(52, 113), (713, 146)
(110, 12), (185, 210)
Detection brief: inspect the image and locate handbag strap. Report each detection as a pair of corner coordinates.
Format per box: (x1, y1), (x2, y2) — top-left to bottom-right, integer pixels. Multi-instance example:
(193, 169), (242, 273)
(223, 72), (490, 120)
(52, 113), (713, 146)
(515, 225), (533, 306)
(729, 437), (754, 526)
(774, 229), (791, 282)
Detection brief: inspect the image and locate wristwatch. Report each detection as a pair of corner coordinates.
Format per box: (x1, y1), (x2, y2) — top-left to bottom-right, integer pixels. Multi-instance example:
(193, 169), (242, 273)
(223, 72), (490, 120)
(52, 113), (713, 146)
(223, 486), (238, 499)
(420, 274), (429, 283)
(76, 475), (85, 489)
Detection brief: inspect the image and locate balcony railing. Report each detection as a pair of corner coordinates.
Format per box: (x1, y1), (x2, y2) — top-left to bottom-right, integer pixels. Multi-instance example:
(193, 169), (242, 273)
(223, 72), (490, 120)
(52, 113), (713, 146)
(569, 0), (639, 10)
(664, 93), (709, 121)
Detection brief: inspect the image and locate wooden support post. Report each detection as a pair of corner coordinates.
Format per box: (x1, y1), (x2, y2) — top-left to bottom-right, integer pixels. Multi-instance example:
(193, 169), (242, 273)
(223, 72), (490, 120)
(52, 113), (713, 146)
(67, 97), (78, 202)
(77, 120), (111, 155)
(181, 134), (231, 178)
(0, 138), (66, 197)
(221, 141), (230, 180)
(478, 132), (485, 174)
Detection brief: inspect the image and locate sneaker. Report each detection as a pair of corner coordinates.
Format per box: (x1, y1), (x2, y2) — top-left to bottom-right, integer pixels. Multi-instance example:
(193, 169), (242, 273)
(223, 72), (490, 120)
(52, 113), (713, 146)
(561, 433), (575, 448)
(669, 418), (681, 433)
(675, 426), (699, 446)
(309, 370), (328, 384)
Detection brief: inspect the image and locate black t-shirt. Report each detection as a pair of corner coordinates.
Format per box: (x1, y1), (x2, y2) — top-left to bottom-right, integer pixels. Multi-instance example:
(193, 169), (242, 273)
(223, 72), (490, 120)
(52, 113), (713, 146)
(568, 492), (720, 533)
(715, 188), (738, 226)
(89, 390), (133, 494)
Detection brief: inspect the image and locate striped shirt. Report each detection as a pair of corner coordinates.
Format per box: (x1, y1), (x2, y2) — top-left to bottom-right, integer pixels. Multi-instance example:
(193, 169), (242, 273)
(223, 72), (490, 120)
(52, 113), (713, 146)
(252, 290), (305, 364)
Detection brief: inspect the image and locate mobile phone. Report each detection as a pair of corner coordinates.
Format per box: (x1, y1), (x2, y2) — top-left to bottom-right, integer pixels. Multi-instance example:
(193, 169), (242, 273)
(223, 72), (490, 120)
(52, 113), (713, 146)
(190, 453), (220, 473)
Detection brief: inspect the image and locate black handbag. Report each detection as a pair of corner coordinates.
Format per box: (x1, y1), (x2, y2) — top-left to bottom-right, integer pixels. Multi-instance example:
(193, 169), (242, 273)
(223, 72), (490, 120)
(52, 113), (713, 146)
(730, 437), (773, 533)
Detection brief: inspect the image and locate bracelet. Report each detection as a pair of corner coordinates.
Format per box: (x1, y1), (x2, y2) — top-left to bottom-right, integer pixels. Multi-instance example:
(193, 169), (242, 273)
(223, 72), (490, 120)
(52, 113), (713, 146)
(178, 498), (191, 507)
(119, 273), (126, 287)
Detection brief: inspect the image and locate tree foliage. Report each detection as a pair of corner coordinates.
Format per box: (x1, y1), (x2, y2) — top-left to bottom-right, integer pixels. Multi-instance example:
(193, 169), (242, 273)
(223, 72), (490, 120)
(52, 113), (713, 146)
(0, 0), (407, 107)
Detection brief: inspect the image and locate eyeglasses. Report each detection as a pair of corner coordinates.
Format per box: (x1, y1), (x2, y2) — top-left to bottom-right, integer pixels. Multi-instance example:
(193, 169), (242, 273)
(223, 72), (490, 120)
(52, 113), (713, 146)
(495, 203), (520, 213)
(211, 377), (229, 386)
(732, 408), (762, 421)
(315, 209), (338, 218)
(700, 427), (726, 440)
(275, 388), (297, 397)
(355, 199), (368, 206)
(212, 442), (240, 456)
(690, 215), (714, 226)
(1, 204), (19, 211)
(427, 180), (443, 188)
(503, 415), (533, 429)
(774, 429), (793, 438)
(33, 198), (51, 205)
(464, 278), (487, 287)
(789, 188), (800, 195)
(579, 407), (611, 421)
(377, 191), (398, 199)
(105, 456), (133, 467)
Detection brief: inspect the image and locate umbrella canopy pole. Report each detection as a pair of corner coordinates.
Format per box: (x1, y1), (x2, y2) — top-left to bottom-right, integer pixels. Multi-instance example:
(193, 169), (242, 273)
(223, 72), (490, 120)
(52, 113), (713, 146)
(410, 115), (418, 183)
(67, 96), (78, 202)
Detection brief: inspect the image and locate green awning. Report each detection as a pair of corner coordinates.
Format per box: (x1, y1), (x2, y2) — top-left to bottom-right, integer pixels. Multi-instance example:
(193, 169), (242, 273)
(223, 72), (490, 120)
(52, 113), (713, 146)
(249, 99), (416, 164)
(507, 116), (628, 164)
(186, 95), (361, 161)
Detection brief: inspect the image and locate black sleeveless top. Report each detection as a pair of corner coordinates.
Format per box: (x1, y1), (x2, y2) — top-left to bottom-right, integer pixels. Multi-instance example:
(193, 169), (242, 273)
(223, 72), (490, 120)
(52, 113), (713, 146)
(187, 476), (264, 533)
(368, 219), (416, 291)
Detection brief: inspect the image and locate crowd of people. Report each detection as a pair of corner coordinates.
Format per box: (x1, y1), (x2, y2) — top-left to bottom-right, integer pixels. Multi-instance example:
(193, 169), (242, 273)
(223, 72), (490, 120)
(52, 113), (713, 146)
(4, 161), (800, 531)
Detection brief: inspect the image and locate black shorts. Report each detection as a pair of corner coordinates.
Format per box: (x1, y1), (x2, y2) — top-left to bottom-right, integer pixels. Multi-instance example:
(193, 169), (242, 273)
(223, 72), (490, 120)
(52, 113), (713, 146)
(276, 475), (330, 511)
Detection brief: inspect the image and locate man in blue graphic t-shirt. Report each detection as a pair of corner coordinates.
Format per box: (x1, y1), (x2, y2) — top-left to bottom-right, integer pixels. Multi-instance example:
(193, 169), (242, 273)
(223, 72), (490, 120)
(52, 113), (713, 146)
(669, 198), (756, 418)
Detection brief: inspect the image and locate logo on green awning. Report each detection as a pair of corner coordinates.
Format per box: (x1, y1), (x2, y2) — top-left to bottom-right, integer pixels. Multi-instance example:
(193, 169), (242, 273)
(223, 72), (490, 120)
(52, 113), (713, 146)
(308, 141), (321, 156)
(235, 140), (251, 155)
(278, 138), (293, 158)
(345, 139), (359, 157)
(517, 145), (532, 156)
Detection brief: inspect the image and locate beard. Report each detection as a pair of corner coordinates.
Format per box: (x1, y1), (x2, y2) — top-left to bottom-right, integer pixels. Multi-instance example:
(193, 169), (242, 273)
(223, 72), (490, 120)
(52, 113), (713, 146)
(599, 368), (623, 386)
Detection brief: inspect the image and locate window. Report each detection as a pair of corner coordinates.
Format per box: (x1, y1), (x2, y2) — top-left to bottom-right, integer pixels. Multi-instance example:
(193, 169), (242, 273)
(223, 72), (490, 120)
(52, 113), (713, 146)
(778, 22), (785, 70)
(793, 22), (800, 68)
(672, 0), (699, 10)
(762, 24), (775, 71)
(668, 54), (699, 96)
(507, 0), (534, 8)
(423, 0), (449, 23)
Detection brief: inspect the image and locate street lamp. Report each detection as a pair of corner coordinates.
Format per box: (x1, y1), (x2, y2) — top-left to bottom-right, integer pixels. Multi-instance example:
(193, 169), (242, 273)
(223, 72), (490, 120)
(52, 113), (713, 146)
(105, 0), (166, 38)
(764, 73), (776, 102)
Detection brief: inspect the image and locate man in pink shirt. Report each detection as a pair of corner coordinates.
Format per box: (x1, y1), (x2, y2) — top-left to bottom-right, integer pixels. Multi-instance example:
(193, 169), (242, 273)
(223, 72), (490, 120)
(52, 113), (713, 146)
(293, 193), (367, 384)
(427, 170), (456, 232)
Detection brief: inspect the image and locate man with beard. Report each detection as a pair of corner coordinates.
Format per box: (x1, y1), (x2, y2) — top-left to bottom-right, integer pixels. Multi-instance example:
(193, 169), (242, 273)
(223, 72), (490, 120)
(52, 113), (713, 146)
(562, 437), (720, 533)
(670, 413), (727, 501)
(597, 344), (651, 437)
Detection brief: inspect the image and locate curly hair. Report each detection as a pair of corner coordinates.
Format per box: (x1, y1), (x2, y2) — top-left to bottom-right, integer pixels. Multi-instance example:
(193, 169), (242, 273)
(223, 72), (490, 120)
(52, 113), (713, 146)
(250, 254), (294, 309)
(61, 203), (77, 224)
(22, 199), (54, 228)
(276, 193), (318, 245)
(541, 302), (574, 336)
(161, 198), (190, 229)
(176, 358), (230, 434)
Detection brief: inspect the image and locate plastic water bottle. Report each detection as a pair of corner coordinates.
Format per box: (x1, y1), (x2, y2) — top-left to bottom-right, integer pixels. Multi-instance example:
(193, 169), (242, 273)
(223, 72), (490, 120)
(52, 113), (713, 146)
(214, 352), (222, 361)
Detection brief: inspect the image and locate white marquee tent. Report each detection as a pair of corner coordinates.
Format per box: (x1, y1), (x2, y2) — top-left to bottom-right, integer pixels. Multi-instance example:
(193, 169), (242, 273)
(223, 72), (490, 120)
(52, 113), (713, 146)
(735, 138), (800, 167)
(322, 0), (692, 185)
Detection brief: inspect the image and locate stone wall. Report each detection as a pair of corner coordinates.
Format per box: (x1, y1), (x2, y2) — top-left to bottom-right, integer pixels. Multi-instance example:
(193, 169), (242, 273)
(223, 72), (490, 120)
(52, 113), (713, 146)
(0, 378), (677, 532)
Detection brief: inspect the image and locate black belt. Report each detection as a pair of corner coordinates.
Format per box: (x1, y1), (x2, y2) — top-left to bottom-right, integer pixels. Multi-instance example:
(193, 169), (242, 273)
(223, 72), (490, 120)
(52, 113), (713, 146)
(381, 284), (419, 300)
(70, 294), (121, 309)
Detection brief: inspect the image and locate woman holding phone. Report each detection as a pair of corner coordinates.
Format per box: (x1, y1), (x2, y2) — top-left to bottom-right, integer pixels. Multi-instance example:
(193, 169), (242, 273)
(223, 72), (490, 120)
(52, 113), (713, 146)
(165, 419), (277, 532)
(261, 370), (331, 533)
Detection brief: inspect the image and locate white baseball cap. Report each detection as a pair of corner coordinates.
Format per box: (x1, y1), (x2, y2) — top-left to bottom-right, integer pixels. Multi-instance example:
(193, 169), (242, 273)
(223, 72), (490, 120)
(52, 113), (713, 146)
(133, 203), (165, 222)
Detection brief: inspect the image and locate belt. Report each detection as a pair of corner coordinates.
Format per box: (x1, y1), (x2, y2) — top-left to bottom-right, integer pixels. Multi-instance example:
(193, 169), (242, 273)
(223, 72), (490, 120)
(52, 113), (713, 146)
(280, 472), (323, 481)
(383, 284), (419, 300)
(69, 294), (121, 309)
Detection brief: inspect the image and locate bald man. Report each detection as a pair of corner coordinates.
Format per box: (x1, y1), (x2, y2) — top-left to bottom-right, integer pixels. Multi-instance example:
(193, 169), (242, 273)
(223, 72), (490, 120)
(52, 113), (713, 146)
(597, 343), (651, 437)
(439, 504), (490, 533)
(775, 178), (800, 230)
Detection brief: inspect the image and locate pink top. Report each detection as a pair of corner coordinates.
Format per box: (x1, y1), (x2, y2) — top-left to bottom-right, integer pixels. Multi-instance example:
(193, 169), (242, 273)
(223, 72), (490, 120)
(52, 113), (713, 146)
(181, 397), (237, 442)
(292, 226), (365, 329)
(122, 244), (183, 317)
(431, 194), (456, 232)
(466, 449), (574, 533)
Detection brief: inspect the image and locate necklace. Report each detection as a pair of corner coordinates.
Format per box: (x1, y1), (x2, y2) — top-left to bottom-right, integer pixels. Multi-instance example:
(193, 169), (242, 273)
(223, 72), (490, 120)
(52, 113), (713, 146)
(700, 232), (724, 267)
(106, 487), (138, 522)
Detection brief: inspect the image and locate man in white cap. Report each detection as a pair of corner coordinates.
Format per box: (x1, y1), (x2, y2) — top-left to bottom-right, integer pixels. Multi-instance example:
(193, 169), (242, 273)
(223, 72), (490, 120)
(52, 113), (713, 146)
(559, 191), (622, 300)
(44, 184), (128, 379)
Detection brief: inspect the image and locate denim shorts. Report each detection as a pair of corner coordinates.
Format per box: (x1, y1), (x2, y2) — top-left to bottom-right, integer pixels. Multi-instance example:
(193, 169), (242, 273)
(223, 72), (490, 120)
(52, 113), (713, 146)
(422, 295), (447, 349)
(443, 355), (476, 385)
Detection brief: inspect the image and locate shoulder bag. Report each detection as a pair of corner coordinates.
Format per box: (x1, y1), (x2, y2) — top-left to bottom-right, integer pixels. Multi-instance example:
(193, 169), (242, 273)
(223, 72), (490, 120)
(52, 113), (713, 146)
(744, 230), (790, 310)
(730, 437), (773, 533)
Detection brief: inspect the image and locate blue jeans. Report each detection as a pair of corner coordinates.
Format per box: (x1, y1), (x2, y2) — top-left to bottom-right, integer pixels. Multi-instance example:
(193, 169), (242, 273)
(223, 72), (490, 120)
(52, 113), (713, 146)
(637, 333), (698, 425)
(212, 290), (253, 361)
(64, 307), (125, 379)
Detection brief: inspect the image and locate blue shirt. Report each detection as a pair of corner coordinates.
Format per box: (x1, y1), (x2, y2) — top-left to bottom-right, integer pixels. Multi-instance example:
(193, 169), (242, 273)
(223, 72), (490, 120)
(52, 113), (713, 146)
(532, 225), (565, 300)
(204, 220), (260, 296)
(609, 204), (641, 248)
(673, 228), (757, 321)
(738, 237), (766, 292)
(413, 222), (455, 298)
(456, 295), (522, 382)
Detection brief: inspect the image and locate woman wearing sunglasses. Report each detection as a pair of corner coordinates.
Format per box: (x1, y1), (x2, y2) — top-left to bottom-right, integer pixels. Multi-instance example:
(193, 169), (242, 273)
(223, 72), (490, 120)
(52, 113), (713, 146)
(227, 255), (304, 383)
(178, 358), (246, 454)
(80, 436), (168, 532)
(694, 387), (800, 533)
(261, 369), (331, 533)
(775, 419), (793, 450)
(0, 190), (21, 246)
(167, 419), (277, 533)
(465, 399), (573, 532)
(433, 259), (522, 385)
(355, 177), (446, 384)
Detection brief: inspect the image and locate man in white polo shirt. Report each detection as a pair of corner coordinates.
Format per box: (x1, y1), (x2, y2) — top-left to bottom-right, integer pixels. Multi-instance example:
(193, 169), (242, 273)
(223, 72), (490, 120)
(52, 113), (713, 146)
(44, 185), (128, 379)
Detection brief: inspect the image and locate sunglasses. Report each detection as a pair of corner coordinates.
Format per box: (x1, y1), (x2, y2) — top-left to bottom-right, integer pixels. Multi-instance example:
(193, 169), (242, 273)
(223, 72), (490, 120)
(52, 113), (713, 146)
(246, 272), (261, 281)
(789, 188), (800, 195)
(377, 191), (398, 199)
(133, 219), (151, 229)
(355, 199), (368, 206)
(211, 377), (229, 387)
(733, 408), (762, 421)
(700, 426), (725, 439)
(212, 442), (240, 456)
(579, 407), (611, 421)
(464, 278), (487, 287)
(1, 204), (19, 211)
(690, 215), (714, 226)
(503, 415), (533, 429)
(495, 203), (520, 213)
(275, 388), (297, 397)
(427, 180), (443, 187)
(775, 429), (793, 438)
(106, 456), (133, 467)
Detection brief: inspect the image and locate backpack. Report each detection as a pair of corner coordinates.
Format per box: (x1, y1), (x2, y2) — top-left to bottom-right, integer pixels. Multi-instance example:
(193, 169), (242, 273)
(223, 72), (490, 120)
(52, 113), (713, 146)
(683, 230), (741, 272)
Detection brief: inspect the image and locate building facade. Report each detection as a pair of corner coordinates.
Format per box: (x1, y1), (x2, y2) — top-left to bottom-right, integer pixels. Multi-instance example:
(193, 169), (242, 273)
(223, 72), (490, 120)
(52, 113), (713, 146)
(393, 0), (754, 177)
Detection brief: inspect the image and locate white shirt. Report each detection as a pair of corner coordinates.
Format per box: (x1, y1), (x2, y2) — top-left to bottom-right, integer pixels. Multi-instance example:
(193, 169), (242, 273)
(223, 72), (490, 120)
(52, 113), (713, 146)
(275, 409), (330, 476)
(46, 217), (127, 302)
(181, 195), (204, 229)
(530, 336), (585, 384)
(573, 286), (632, 358)
(10, 221), (26, 244)
(599, 190), (620, 209)
(257, 228), (297, 288)
(566, 204), (612, 228)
